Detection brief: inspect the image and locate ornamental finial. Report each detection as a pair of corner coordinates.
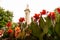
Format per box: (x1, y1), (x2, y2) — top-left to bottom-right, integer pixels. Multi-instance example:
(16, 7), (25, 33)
(26, 4), (29, 9)
(24, 4), (30, 12)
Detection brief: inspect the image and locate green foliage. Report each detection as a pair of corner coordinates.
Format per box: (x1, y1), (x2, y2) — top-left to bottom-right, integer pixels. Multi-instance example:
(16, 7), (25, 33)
(29, 20), (41, 39)
(45, 17), (52, 34)
(29, 17), (51, 40)
(55, 10), (60, 37)
(0, 7), (13, 28)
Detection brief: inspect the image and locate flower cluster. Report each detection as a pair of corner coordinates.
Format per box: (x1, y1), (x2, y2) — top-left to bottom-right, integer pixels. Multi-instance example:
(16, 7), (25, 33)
(33, 9), (56, 21)
(1, 7), (60, 40)
(33, 9), (48, 22)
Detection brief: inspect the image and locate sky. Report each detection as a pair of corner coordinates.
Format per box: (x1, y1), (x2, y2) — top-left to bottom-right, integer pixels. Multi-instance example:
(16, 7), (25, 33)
(0, 0), (60, 22)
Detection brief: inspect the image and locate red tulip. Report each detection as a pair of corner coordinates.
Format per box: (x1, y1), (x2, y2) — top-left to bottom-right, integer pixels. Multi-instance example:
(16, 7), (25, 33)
(6, 22), (12, 28)
(33, 13), (40, 21)
(56, 8), (60, 14)
(7, 29), (13, 34)
(40, 10), (47, 15)
(19, 17), (25, 22)
(48, 12), (55, 20)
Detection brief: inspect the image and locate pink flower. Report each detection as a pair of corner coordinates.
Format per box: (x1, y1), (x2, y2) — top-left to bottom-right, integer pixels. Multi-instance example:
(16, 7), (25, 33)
(0, 30), (4, 37)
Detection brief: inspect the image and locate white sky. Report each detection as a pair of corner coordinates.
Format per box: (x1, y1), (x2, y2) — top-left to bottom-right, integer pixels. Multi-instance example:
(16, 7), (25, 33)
(0, 0), (60, 22)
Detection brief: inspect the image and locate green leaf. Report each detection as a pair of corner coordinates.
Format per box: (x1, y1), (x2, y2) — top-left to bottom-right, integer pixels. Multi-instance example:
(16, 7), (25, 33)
(45, 17), (52, 27)
(29, 21), (41, 39)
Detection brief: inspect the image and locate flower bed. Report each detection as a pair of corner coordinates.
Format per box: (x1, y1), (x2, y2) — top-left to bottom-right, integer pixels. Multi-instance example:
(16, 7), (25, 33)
(0, 7), (60, 40)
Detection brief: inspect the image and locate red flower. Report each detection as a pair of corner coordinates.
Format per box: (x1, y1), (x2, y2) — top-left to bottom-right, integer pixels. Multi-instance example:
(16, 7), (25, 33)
(7, 29), (13, 34)
(6, 22), (12, 28)
(40, 10), (47, 15)
(56, 8), (60, 14)
(48, 12), (55, 20)
(33, 13), (40, 21)
(19, 17), (25, 22)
